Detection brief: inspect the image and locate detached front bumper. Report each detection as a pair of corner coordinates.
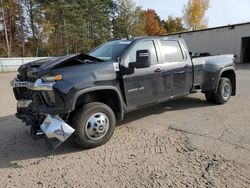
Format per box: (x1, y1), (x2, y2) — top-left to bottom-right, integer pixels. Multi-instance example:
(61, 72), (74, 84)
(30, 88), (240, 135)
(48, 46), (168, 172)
(40, 115), (75, 149)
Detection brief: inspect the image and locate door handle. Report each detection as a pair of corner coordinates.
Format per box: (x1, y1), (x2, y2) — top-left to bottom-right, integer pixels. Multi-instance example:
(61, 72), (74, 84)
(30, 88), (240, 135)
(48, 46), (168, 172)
(174, 71), (185, 75)
(154, 68), (164, 73)
(184, 64), (190, 68)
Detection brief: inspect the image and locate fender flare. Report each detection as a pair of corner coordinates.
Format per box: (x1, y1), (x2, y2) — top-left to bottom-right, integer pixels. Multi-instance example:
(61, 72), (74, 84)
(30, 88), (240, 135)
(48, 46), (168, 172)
(71, 86), (125, 120)
(215, 67), (236, 93)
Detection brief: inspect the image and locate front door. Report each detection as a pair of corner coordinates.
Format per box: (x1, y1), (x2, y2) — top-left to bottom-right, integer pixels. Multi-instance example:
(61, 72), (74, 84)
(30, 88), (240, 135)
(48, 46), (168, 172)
(122, 40), (166, 108)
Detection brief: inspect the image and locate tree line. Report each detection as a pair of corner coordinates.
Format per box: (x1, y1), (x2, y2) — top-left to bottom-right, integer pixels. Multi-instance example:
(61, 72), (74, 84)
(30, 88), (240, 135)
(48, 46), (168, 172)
(0, 0), (210, 57)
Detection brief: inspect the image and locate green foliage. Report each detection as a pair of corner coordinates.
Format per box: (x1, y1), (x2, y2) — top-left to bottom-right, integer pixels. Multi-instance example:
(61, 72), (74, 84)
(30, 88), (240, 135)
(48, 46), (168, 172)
(163, 16), (186, 34)
(23, 0), (44, 56)
(0, 0), (203, 57)
(41, 0), (116, 55)
(112, 0), (145, 38)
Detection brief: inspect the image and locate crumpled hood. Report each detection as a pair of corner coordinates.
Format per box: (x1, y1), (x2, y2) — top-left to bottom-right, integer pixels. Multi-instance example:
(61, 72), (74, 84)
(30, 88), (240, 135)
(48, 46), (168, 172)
(18, 53), (104, 78)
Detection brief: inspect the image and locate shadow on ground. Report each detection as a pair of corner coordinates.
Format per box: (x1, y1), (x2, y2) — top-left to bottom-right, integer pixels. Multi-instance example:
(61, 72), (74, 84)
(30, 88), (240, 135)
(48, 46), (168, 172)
(119, 96), (214, 125)
(0, 96), (213, 169)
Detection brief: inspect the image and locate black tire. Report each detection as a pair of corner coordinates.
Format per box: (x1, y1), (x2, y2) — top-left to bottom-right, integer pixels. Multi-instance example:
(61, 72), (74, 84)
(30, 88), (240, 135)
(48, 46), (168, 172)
(72, 102), (116, 149)
(214, 78), (232, 104)
(205, 91), (216, 103)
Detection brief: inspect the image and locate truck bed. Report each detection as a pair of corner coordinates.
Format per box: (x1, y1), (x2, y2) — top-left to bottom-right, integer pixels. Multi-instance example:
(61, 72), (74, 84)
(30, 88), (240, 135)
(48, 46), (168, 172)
(192, 54), (235, 90)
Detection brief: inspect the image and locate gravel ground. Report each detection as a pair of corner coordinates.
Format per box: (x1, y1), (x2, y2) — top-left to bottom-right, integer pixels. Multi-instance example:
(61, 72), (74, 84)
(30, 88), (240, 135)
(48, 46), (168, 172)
(0, 66), (249, 187)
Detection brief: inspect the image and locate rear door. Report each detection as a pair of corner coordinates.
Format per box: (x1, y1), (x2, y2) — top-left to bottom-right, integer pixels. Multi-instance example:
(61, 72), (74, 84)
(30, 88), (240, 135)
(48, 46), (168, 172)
(122, 40), (166, 108)
(159, 40), (193, 97)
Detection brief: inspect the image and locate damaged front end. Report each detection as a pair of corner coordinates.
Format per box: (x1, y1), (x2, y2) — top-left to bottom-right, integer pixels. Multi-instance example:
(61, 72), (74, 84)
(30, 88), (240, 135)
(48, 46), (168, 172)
(11, 72), (75, 149)
(11, 53), (106, 149)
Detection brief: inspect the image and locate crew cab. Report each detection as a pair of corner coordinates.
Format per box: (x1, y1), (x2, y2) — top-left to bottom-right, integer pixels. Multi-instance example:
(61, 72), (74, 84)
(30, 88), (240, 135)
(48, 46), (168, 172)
(11, 37), (236, 149)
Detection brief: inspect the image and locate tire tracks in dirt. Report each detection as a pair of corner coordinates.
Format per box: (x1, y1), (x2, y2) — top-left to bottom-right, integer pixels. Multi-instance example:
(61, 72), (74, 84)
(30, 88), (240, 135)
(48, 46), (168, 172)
(0, 125), (249, 188)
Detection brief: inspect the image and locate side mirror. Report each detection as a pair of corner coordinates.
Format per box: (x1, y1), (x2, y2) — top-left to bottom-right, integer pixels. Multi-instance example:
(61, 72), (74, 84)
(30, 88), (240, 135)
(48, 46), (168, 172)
(128, 50), (151, 69)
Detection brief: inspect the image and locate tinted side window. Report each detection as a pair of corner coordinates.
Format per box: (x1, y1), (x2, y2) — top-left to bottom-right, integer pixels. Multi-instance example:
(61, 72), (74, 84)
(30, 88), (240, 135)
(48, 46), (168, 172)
(160, 40), (184, 62)
(124, 41), (158, 66)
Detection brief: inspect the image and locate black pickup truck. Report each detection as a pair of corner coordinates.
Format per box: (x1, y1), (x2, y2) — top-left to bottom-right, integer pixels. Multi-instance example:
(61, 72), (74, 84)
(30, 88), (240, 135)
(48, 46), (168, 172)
(11, 37), (236, 149)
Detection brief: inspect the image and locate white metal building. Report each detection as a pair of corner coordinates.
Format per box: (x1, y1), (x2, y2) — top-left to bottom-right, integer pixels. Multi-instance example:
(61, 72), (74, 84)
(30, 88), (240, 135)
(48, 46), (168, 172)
(168, 22), (250, 64)
(0, 57), (49, 72)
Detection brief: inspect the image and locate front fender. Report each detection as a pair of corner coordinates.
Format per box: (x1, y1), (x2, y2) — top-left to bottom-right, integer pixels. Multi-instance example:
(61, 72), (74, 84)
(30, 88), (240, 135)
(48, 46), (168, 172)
(70, 86), (125, 120)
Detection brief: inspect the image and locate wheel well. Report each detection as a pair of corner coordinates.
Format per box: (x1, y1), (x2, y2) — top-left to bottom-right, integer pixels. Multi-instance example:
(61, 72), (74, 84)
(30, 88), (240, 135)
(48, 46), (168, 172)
(73, 90), (123, 120)
(221, 70), (236, 96)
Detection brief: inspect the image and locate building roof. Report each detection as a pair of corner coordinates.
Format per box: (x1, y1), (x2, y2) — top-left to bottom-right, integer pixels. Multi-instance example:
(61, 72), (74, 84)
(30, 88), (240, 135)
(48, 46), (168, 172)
(167, 22), (250, 36)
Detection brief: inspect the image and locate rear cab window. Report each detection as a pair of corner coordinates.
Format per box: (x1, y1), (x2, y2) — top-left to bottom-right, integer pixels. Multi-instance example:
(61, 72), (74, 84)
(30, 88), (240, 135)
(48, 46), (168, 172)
(160, 40), (185, 62)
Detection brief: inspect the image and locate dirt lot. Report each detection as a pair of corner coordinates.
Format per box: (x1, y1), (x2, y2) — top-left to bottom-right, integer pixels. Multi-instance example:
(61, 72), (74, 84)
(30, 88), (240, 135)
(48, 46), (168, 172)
(0, 66), (249, 188)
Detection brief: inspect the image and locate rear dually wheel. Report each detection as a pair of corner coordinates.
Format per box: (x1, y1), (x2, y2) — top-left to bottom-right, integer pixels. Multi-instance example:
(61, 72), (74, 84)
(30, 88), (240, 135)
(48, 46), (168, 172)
(214, 78), (232, 104)
(205, 77), (232, 104)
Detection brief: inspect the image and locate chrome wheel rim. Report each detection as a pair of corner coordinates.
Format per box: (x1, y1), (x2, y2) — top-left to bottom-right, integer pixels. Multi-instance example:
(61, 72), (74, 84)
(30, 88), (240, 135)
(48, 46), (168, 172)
(85, 113), (109, 140)
(222, 83), (231, 100)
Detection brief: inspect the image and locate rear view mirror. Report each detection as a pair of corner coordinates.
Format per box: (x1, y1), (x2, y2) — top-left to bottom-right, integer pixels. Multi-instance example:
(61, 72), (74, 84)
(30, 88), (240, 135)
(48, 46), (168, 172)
(129, 50), (151, 69)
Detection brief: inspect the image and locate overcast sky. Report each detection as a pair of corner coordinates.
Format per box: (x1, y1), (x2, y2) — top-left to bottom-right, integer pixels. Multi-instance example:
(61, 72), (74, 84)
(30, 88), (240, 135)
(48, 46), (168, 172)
(134, 0), (250, 27)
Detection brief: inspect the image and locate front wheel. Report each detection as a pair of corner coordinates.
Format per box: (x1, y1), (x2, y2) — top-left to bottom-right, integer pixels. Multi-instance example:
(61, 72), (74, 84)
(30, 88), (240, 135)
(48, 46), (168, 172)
(72, 102), (116, 149)
(214, 78), (232, 104)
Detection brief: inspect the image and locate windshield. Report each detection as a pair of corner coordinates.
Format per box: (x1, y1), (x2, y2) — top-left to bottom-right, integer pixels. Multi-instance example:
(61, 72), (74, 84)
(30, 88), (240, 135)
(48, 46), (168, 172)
(89, 40), (131, 61)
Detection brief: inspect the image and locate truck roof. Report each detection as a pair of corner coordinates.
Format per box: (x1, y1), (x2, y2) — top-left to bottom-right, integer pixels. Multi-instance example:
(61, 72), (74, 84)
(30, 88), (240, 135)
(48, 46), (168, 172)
(118, 36), (181, 42)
